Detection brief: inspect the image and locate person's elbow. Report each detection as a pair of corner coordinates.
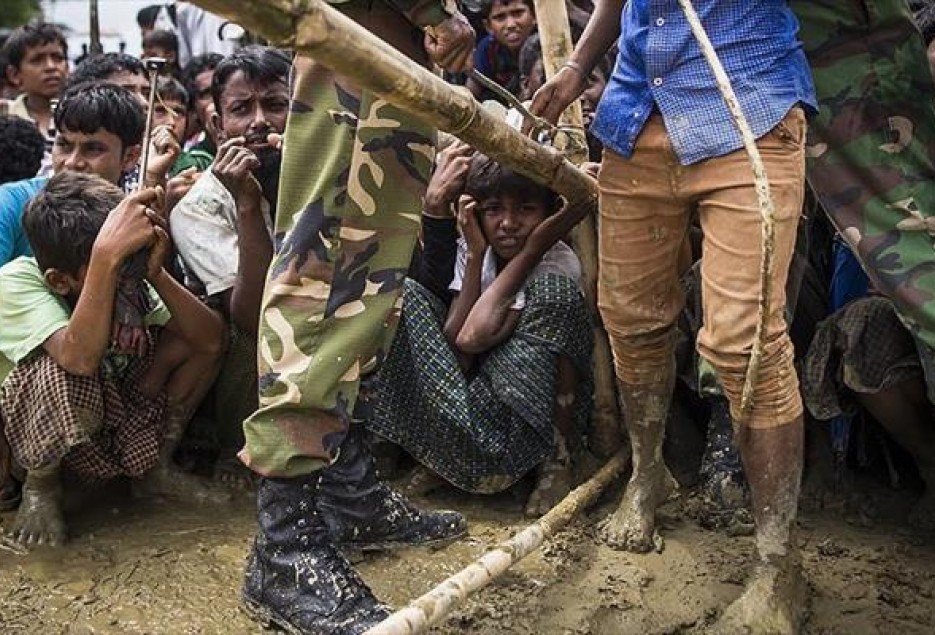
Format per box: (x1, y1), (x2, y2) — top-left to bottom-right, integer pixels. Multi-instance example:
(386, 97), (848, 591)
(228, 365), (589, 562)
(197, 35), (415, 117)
(455, 324), (494, 354)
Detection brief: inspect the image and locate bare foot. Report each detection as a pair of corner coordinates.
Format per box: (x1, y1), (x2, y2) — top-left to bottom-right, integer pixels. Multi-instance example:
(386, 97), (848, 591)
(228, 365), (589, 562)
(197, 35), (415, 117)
(525, 458), (572, 517)
(133, 464), (231, 504)
(213, 457), (258, 492)
(600, 463), (677, 553)
(8, 479), (66, 547)
(716, 555), (807, 635)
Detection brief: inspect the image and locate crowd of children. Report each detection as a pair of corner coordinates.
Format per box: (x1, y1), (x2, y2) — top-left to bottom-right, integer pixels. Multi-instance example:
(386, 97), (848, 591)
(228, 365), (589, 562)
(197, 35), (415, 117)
(0, 0), (934, 633)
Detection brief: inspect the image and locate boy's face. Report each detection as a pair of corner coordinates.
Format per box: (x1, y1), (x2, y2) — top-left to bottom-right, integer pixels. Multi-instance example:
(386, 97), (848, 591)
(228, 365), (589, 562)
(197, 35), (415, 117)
(485, 1), (536, 53)
(6, 41), (68, 100)
(214, 70), (289, 151)
(521, 59), (607, 126)
(107, 70), (150, 107)
(478, 193), (548, 261)
(191, 68), (216, 130)
(153, 97), (188, 143)
(52, 127), (141, 185)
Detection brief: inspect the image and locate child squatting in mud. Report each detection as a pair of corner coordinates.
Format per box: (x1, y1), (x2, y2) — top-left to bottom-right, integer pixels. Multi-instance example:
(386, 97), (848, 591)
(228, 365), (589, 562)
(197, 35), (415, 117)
(0, 171), (225, 546)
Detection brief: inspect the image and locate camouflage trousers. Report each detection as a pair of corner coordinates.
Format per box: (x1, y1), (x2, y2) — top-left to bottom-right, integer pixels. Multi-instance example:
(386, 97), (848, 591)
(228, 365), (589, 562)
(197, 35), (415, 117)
(239, 56), (435, 478)
(791, 0), (935, 352)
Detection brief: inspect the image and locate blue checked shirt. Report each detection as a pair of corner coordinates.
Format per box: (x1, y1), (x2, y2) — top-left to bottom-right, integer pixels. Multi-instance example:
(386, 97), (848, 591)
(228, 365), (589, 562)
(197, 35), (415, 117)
(590, 0), (817, 166)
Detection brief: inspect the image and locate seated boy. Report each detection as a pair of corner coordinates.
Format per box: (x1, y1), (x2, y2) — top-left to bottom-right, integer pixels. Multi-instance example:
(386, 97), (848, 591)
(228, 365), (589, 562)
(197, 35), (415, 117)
(370, 153), (593, 517)
(0, 171), (225, 547)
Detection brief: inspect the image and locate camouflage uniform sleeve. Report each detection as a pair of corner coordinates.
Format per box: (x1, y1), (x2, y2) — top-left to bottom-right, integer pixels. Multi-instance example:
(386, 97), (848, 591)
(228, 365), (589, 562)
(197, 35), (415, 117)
(382, 0), (457, 27)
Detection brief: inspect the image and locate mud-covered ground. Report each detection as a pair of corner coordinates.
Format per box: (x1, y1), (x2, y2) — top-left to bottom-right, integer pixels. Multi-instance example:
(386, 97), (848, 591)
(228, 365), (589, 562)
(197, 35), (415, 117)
(1, 475), (933, 634)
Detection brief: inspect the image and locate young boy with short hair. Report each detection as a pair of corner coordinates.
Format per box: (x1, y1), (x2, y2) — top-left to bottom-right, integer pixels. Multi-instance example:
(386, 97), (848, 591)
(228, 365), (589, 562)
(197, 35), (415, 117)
(142, 29), (180, 77)
(466, 0), (537, 101)
(0, 23), (69, 139)
(150, 76), (212, 177)
(0, 171), (225, 547)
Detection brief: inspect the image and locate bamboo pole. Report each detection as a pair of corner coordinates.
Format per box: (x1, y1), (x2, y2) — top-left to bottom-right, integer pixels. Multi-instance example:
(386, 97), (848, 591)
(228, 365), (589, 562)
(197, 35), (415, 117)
(365, 451), (629, 635)
(89, 0), (102, 55)
(677, 0), (776, 417)
(186, 0), (598, 237)
(533, 0), (621, 456)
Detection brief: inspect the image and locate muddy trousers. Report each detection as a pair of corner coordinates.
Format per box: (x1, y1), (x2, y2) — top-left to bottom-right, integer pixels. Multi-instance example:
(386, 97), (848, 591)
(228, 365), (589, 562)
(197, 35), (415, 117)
(597, 111), (806, 429)
(239, 57), (436, 478)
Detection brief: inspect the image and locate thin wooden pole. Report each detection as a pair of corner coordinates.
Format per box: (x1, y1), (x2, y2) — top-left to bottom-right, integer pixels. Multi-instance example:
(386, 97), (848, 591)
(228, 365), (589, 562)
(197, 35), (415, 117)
(89, 0), (102, 55)
(365, 451), (629, 635)
(533, 0), (621, 456)
(677, 0), (777, 418)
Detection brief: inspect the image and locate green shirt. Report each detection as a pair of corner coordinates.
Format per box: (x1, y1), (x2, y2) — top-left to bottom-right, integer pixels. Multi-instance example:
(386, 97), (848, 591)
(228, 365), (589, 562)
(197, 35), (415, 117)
(0, 257), (171, 383)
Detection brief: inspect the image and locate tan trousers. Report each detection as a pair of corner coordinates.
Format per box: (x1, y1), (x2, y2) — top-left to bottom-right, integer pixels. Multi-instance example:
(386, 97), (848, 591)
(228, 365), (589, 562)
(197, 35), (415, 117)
(597, 108), (807, 428)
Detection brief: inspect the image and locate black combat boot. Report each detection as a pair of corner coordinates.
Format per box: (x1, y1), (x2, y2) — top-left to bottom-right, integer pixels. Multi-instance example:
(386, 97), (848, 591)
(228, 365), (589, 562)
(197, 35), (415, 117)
(243, 473), (391, 635)
(317, 424), (468, 551)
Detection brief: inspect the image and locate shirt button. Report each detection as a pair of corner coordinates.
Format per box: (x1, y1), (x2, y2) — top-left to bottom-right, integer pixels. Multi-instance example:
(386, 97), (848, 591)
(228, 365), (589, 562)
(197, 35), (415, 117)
(653, 77), (663, 87)
(655, 18), (665, 26)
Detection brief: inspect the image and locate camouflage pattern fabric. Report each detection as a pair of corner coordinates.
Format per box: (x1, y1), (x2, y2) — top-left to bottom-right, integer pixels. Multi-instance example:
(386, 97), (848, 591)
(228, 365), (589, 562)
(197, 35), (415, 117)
(791, 0), (935, 352)
(239, 56), (435, 478)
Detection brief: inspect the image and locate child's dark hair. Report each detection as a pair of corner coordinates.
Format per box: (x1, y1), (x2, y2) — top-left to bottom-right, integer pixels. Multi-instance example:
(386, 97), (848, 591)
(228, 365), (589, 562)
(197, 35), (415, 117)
(54, 82), (145, 149)
(143, 29), (179, 55)
(464, 154), (560, 213)
(0, 115), (46, 185)
(64, 52), (145, 91)
(156, 75), (189, 109)
(1, 23), (68, 70)
(22, 171), (124, 276)
(211, 46), (291, 113)
(480, 0), (535, 18)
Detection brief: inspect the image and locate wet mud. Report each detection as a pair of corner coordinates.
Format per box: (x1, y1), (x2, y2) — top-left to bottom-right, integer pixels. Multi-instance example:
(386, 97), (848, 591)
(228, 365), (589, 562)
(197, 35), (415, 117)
(1, 480), (933, 634)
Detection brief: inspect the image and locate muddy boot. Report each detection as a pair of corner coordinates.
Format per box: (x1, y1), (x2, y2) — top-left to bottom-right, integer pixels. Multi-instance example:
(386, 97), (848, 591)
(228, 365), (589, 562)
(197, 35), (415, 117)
(317, 425), (467, 551)
(7, 463), (66, 547)
(718, 418), (806, 634)
(601, 375), (678, 553)
(134, 403), (229, 503)
(243, 474), (391, 634)
(698, 397), (751, 531)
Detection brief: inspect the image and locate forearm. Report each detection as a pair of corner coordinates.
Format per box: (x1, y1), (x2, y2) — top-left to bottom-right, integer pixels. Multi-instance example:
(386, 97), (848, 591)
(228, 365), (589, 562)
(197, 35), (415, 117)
(47, 250), (121, 375)
(569, 0), (625, 74)
(230, 204), (273, 338)
(457, 297), (519, 353)
(417, 215), (458, 301)
(443, 254), (483, 348)
(150, 268), (225, 354)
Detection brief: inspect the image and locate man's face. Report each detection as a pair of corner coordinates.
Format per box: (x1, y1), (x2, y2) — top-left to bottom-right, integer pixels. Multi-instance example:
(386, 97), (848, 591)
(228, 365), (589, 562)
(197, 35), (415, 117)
(51, 127), (140, 185)
(485, 1), (536, 53)
(6, 41), (68, 100)
(108, 70), (150, 107)
(215, 70), (289, 152)
(191, 69), (216, 130)
(153, 97), (188, 143)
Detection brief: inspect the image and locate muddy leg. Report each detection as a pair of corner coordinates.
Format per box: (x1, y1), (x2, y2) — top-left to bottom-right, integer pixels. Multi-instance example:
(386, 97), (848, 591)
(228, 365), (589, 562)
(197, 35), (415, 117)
(8, 463), (66, 547)
(855, 378), (935, 530)
(601, 370), (678, 553)
(719, 417), (805, 634)
(526, 356), (577, 517)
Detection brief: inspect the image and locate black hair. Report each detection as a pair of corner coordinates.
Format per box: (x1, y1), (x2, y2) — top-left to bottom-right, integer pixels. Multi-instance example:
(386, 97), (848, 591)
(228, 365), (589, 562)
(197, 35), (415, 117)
(181, 53), (223, 102)
(22, 171), (124, 276)
(54, 82), (145, 149)
(156, 75), (189, 108)
(480, 0), (535, 18)
(915, 2), (935, 44)
(211, 46), (291, 113)
(518, 32), (542, 83)
(1, 23), (68, 70)
(464, 154), (560, 213)
(142, 29), (178, 54)
(137, 5), (162, 29)
(0, 115), (46, 185)
(64, 52), (145, 91)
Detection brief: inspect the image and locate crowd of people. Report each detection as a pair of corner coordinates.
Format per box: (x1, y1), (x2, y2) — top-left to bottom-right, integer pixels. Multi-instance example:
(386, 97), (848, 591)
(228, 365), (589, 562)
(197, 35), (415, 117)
(0, 0), (934, 634)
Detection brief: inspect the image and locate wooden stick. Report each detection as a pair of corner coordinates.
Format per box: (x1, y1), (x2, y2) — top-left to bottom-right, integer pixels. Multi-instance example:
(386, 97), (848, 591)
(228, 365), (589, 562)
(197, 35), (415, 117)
(186, 0), (598, 237)
(533, 0), (620, 455)
(365, 451), (629, 635)
(677, 0), (777, 417)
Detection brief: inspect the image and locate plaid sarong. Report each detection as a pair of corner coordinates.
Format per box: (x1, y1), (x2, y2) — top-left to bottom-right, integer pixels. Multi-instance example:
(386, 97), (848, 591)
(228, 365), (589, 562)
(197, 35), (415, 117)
(0, 334), (168, 485)
(369, 275), (593, 493)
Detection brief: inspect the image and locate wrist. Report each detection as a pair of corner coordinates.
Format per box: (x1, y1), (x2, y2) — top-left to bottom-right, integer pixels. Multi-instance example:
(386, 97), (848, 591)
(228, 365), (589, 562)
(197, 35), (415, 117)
(423, 197), (453, 218)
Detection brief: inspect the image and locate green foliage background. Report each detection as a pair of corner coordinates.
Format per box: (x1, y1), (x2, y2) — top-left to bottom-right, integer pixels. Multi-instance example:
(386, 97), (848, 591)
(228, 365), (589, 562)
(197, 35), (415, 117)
(1, 0), (41, 30)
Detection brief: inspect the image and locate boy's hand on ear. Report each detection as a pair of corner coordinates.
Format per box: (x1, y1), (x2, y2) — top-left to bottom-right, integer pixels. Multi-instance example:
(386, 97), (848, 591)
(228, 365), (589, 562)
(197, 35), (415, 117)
(144, 125), (182, 187)
(424, 140), (473, 217)
(95, 188), (161, 266)
(212, 137), (263, 210)
(457, 195), (486, 257)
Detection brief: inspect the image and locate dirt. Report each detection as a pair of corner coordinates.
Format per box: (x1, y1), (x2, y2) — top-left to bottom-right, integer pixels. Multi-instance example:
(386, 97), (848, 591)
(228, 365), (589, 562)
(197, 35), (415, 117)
(1, 478), (933, 634)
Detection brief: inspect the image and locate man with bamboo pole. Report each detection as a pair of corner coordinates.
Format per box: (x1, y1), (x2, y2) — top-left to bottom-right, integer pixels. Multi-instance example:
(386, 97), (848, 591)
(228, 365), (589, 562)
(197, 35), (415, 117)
(235, 2), (476, 634)
(531, 1), (815, 632)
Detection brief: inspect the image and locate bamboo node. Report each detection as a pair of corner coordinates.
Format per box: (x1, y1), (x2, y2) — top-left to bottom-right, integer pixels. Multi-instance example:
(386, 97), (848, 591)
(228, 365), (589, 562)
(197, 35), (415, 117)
(450, 100), (479, 135)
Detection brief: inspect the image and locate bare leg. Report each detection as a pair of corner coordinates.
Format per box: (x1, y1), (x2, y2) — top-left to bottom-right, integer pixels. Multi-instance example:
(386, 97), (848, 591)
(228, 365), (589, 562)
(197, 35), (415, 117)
(601, 368), (678, 553)
(719, 417), (805, 634)
(526, 356), (577, 517)
(8, 463), (66, 547)
(856, 378), (935, 529)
